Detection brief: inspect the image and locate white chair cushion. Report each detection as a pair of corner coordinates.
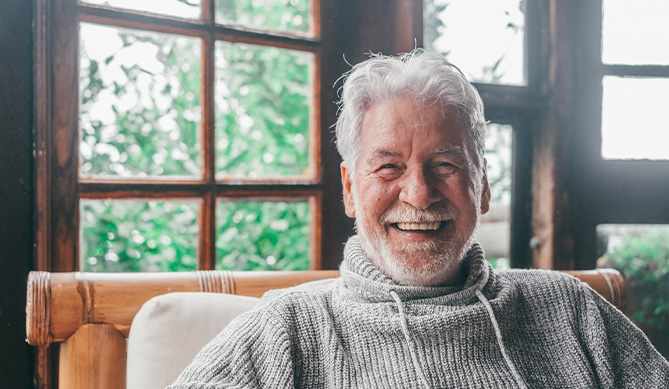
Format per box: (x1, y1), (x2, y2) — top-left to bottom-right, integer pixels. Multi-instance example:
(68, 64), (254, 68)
(126, 292), (259, 389)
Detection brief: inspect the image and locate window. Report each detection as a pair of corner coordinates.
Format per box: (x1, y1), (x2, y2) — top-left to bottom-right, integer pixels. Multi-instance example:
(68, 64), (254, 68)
(422, 0), (538, 267)
(424, 0), (526, 85)
(601, 76), (669, 160)
(600, 0), (669, 161)
(35, 0), (344, 273)
(592, 1), (669, 359)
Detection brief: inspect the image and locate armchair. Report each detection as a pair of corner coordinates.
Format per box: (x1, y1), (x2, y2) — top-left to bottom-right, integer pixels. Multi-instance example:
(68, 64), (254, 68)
(25, 268), (625, 388)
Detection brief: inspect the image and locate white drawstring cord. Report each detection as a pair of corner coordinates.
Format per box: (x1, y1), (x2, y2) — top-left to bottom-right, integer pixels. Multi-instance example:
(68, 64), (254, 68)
(475, 290), (528, 389)
(389, 290), (431, 389)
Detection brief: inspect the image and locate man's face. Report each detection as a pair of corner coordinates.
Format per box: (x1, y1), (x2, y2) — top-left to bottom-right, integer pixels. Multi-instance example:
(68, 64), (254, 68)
(341, 97), (490, 286)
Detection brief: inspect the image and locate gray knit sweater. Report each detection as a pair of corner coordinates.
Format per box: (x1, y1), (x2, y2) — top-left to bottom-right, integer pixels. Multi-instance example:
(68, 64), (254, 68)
(169, 236), (669, 388)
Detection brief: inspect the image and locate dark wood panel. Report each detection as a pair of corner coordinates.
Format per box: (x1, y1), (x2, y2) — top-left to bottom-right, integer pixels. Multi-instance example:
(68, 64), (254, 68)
(79, 181), (323, 197)
(0, 0), (35, 387)
(530, 0), (583, 270)
(476, 83), (545, 111)
(201, 10), (216, 270)
(318, 0), (354, 269)
(50, 0), (80, 272)
(602, 64), (669, 77)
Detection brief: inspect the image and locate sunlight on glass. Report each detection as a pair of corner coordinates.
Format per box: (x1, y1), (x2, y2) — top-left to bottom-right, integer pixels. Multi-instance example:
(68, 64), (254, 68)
(79, 23), (202, 178)
(214, 41), (313, 179)
(602, 0), (669, 65)
(424, 0), (526, 85)
(80, 199), (199, 272)
(475, 123), (513, 266)
(216, 200), (311, 270)
(597, 224), (669, 357)
(215, 0), (312, 35)
(81, 0), (202, 19)
(601, 76), (669, 160)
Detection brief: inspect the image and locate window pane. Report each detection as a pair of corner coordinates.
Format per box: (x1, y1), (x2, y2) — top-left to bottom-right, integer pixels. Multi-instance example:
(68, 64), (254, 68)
(601, 76), (669, 160)
(215, 42), (313, 179)
(215, 0), (312, 35)
(216, 200), (310, 270)
(79, 23), (202, 178)
(597, 224), (669, 358)
(475, 123), (513, 268)
(424, 0), (526, 85)
(81, 0), (202, 19)
(602, 0), (669, 65)
(80, 199), (199, 272)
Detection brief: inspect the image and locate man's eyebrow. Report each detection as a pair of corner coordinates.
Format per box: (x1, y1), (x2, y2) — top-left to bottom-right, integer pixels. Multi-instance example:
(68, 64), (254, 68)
(365, 149), (401, 165)
(431, 146), (466, 157)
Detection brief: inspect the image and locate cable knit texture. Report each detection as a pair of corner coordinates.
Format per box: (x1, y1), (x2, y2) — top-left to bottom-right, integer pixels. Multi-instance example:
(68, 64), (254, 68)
(169, 236), (669, 388)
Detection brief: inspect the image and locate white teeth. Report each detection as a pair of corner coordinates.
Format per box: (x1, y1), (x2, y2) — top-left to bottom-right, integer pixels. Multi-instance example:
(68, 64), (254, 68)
(396, 222), (441, 231)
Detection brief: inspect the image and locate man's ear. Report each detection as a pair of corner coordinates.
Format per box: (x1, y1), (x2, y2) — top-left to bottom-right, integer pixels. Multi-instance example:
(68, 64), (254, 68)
(341, 163), (356, 218)
(480, 159), (491, 215)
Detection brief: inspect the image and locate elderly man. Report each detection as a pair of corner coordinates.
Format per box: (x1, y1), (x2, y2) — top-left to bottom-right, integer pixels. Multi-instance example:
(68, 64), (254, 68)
(169, 50), (669, 388)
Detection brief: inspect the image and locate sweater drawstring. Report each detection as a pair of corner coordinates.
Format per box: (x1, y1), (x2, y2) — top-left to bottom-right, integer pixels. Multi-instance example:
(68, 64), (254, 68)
(475, 290), (528, 389)
(389, 290), (431, 389)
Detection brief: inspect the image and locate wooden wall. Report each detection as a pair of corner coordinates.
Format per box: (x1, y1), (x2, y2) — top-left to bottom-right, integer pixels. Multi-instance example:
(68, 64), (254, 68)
(0, 0), (35, 388)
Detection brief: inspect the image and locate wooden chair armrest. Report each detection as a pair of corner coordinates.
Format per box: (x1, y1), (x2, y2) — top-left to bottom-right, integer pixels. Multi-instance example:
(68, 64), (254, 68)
(25, 270), (338, 345)
(25, 268), (625, 346)
(564, 268), (626, 312)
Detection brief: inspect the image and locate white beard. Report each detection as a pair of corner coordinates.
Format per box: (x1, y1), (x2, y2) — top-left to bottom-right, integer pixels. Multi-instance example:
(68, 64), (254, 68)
(355, 200), (480, 286)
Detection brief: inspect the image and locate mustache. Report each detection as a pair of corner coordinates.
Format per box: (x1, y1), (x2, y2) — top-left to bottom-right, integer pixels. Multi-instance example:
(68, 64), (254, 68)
(380, 202), (458, 224)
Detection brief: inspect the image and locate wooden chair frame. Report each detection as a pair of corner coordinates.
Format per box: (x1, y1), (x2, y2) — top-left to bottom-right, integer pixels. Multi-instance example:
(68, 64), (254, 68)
(26, 269), (625, 388)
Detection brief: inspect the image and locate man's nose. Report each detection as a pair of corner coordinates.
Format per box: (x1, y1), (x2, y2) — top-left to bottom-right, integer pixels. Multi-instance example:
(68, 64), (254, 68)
(398, 167), (441, 210)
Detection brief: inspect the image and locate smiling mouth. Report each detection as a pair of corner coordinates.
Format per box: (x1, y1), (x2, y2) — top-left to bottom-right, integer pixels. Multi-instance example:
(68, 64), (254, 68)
(393, 221), (446, 232)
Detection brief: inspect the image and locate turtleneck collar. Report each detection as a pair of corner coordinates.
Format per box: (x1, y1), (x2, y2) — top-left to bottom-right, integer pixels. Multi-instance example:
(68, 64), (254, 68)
(339, 235), (494, 304)
(338, 236), (526, 389)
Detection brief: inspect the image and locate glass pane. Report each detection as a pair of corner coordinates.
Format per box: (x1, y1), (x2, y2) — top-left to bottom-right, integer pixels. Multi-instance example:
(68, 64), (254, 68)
(475, 123), (513, 268)
(81, 0), (202, 19)
(424, 0), (526, 85)
(601, 76), (669, 160)
(214, 41), (313, 179)
(216, 200), (310, 270)
(79, 23), (202, 178)
(597, 224), (669, 359)
(215, 0), (312, 35)
(602, 0), (669, 65)
(80, 199), (199, 272)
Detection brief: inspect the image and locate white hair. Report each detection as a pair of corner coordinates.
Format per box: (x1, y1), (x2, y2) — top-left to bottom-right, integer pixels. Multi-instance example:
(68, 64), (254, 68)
(335, 49), (486, 169)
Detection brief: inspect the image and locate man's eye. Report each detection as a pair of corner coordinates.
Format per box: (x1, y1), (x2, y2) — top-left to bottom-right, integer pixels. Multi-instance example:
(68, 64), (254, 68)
(375, 164), (401, 178)
(435, 162), (458, 173)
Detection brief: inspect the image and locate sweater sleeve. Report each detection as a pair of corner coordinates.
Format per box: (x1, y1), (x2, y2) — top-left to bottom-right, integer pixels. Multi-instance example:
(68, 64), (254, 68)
(580, 287), (669, 388)
(167, 307), (294, 389)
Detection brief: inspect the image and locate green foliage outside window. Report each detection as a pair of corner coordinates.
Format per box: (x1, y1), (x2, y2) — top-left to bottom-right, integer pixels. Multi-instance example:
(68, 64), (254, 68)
(215, 0), (310, 34)
(81, 200), (199, 272)
(80, 24), (202, 178)
(215, 42), (312, 178)
(216, 201), (310, 271)
(599, 230), (669, 331)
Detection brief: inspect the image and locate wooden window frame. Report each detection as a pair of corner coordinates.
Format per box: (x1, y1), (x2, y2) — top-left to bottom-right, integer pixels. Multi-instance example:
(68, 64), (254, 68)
(567, 0), (669, 268)
(34, 0), (351, 275)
